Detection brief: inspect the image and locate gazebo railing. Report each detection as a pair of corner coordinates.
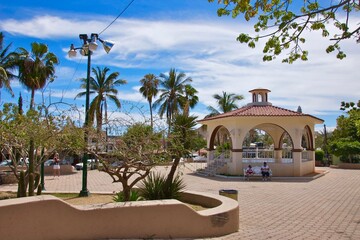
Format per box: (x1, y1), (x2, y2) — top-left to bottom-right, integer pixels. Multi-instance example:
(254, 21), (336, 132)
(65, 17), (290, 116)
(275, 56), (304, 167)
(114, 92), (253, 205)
(282, 149), (293, 159)
(301, 151), (311, 162)
(242, 148), (274, 159)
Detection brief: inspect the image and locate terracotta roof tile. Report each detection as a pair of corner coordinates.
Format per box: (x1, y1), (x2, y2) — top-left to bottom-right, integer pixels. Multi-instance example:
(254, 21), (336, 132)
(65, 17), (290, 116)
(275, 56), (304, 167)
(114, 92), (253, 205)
(199, 105), (323, 122)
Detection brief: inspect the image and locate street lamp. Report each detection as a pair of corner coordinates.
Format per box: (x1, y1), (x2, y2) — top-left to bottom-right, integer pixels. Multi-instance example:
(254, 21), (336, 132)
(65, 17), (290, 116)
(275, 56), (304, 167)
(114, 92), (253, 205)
(68, 33), (114, 197)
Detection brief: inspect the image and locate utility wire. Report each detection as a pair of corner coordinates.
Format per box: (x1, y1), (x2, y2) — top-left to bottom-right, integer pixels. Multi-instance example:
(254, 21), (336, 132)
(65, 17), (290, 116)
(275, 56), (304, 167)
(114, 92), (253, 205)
(98, 0), (136, 35)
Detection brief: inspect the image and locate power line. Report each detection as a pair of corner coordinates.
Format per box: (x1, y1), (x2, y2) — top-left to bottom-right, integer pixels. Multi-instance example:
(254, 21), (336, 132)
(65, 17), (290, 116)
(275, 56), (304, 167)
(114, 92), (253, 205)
(99, 0), (136, 36)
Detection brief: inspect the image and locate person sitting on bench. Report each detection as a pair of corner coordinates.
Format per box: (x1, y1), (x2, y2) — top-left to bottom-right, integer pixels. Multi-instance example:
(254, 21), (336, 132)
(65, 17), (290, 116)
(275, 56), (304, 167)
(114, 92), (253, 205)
(245, 165), (254, 180)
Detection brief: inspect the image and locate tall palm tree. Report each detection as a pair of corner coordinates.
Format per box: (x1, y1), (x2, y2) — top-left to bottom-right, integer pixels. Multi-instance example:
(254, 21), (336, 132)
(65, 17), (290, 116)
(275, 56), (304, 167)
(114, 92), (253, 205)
(181, 84), (199, 117)
(15, 42), (59, 196)
(206, 91), (244, 117)
(154, 68), (192, 130)
(139, 73), (159, 129)
(16, 42), (59, 110)
(0, 32), (17, 100)
(75, 66), (127, 132)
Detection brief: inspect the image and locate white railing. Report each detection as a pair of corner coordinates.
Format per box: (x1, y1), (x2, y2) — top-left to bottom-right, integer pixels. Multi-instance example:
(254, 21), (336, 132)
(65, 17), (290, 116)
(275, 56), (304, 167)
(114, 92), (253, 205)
(242, 148), (274, 159)
(302, 151), (311, 162)
(242, 159), (275, 163)
(282, 149), (293, 159)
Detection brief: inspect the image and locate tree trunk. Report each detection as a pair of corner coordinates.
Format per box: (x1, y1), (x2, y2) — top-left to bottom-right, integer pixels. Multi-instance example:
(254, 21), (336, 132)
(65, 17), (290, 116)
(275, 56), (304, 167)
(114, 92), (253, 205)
(122, 185), (131, 201)
(164, 156), (180, 197)
(149, 101), (153, 129)
(28, 139), (35, 196)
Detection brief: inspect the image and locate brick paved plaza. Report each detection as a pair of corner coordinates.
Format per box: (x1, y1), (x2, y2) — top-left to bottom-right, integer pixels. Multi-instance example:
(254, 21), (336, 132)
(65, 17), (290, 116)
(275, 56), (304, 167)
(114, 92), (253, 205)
(1, 165), (359, 240)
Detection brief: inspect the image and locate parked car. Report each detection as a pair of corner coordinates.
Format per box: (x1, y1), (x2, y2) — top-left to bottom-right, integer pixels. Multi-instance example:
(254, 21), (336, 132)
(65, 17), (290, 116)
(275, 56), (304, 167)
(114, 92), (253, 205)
(111, 161), (124, 168)
(44, 159), (68, 167)
(18, 158), (29, 166)
(0, 160), (12, 166)
(75, 159), (96, 171)
(44, 159), (55, 166)
(193, 155), (207, 162)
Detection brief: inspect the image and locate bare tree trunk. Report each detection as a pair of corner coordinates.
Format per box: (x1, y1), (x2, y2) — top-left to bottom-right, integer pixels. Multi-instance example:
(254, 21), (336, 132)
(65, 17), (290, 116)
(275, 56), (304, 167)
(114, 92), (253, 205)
(164, 156), (180, 197)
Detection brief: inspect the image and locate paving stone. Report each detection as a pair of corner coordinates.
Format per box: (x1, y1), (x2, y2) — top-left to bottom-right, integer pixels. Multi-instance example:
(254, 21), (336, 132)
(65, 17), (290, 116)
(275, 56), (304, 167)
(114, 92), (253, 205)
(1, 165), (359, 239)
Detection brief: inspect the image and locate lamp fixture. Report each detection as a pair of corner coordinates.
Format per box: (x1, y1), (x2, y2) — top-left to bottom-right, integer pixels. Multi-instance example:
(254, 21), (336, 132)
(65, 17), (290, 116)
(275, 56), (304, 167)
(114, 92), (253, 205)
(99, 39), (115, 53)
(68, 44), (77, 58)
(68, 33), (114, 58)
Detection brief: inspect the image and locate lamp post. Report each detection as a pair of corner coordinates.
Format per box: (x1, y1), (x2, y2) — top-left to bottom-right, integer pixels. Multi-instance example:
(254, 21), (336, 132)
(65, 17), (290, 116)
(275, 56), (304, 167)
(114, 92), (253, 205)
(68, 33), (114, 197)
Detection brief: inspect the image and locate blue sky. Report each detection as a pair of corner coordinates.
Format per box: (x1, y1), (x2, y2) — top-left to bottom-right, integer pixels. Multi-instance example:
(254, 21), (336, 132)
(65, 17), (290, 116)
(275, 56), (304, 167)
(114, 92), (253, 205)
(1, 0), (360, 132)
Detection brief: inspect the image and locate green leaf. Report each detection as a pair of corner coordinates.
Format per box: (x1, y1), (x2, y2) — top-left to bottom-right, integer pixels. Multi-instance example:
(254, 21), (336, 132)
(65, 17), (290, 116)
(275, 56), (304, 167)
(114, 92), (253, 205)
(237, 33), (251, 43)
(326, 45), (335, 53)
(336, 51), (346, 59)
(248, 41), (256, 48)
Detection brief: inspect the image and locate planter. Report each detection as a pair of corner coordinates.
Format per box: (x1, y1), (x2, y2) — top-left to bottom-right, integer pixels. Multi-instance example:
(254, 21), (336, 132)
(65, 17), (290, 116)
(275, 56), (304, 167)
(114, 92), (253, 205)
(0, 191), (239, 240)
(338, 162), (360, 169)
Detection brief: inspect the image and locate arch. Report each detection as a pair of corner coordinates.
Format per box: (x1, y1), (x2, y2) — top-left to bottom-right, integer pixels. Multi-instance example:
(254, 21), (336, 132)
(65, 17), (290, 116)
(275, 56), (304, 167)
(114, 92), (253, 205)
(209, 125), (233, 151)
(302, 125), (314, 150)
(242, 128), (274, 148)
(279, 131), (294, 149)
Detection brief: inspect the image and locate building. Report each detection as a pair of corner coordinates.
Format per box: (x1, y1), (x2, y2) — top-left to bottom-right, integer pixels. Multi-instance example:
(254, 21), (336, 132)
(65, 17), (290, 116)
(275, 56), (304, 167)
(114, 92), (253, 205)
(198, 88), (324, 177)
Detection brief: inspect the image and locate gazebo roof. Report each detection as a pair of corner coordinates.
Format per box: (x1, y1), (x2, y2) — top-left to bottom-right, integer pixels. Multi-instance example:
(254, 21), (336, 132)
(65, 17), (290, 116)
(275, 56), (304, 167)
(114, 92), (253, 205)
(199, 88), (324, 123)
(199, 104), (323, 122)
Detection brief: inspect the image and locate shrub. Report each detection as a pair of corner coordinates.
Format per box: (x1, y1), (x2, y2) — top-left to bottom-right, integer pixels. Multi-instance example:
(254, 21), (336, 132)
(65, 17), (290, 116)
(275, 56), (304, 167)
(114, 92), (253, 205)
(139, 172), (186, 200)
(315, 150), (325, 161)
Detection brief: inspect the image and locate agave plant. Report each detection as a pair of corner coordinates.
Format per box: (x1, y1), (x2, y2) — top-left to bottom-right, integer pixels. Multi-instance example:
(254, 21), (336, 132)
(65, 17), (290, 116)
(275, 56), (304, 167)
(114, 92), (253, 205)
(113, 190), (144, 202)
(139, 172), (186, 200)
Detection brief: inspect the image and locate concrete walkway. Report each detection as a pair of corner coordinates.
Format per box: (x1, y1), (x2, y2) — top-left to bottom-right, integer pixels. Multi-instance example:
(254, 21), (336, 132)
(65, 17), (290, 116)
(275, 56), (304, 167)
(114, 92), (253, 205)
(1, 165), (360, 240)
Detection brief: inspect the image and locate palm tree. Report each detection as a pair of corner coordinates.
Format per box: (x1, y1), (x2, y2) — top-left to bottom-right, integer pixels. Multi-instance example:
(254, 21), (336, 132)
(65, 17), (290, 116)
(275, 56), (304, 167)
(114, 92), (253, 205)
(139, 73), (159, 129)
(206, 91), (244, 117)
(75, 66), (127, 132)
(154, 68), (192, 130)
(16, 42), (59, 110)
(15, 42), (59, 196)
(181, 84), (199, 117)
(0, 32), (17, 100)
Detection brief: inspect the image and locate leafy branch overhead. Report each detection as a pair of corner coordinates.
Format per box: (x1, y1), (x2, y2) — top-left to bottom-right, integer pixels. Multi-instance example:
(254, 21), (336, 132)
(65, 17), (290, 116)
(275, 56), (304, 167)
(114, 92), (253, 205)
(209, 0), (360, 63)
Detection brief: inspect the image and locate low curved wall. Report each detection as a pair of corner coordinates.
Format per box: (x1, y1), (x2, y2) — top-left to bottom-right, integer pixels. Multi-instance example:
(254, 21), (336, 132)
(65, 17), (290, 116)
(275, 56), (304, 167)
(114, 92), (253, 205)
(338, 163), (360, 169)
(0, 191), (239, 240)
(0, 165), (77, 176)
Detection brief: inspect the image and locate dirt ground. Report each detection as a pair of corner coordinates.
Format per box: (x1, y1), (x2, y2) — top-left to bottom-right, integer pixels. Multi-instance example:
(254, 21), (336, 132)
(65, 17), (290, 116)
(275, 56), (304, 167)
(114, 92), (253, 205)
(0, 191), (114, 205)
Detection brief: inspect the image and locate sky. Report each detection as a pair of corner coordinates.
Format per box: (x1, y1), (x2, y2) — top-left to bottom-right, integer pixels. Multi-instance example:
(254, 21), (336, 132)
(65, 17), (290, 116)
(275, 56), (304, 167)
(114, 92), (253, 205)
(1, 0), (359, 133)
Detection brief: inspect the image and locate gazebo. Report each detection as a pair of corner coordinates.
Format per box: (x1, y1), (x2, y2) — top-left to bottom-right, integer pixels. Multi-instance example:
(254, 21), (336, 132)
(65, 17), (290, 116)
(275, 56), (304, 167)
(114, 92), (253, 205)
(198, 88), (324, 177)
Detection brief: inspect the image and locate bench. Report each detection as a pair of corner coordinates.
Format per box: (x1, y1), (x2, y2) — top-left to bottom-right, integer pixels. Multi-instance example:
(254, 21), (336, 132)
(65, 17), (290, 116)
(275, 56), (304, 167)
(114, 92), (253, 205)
(243, 166), (272, 181)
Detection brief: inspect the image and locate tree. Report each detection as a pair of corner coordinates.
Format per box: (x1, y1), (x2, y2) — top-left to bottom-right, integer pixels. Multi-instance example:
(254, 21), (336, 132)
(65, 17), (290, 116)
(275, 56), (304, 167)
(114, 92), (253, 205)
(181, 84), (199, 117)
(0, 103), (85, 197)
(0, 32), (17, 99)
(15, 42), (59, 196)
(139, 73), (159, 129)
(206, 91), (244, 117)
(329, 101), (360, 163)
(154, 68), (192, 130)
(209, 0), (360, 63)
(97, 123), (164, 201)
(75, 66), (127, 133)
